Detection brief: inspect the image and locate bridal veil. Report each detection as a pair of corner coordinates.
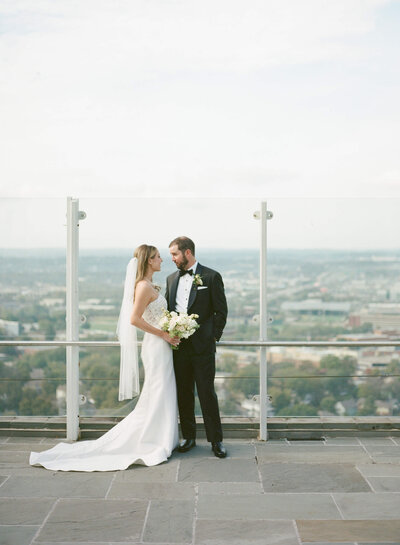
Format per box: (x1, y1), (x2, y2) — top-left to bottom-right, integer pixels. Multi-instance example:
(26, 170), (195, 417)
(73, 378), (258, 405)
(116, 257), (140, 400)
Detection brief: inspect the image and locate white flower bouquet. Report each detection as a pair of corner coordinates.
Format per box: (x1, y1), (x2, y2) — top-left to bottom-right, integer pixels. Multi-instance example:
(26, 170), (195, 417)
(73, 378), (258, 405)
(159, 309), (200, 350)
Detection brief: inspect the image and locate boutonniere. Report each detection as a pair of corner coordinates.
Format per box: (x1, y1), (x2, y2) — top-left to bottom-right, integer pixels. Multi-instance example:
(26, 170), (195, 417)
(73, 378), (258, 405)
(193, 274), (203, 287)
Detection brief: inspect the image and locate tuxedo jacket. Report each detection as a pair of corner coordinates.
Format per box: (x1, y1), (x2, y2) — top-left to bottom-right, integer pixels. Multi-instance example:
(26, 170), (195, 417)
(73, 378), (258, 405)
(165, 263), (228, 354)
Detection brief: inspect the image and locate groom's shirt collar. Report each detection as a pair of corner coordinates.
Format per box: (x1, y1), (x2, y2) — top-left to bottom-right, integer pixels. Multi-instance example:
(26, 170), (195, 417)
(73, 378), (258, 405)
(189, 261), (198, 274)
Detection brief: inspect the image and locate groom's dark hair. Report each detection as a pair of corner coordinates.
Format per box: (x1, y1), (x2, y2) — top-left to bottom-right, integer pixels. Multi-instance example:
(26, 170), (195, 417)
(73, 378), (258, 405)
(169, 236), (195, 256)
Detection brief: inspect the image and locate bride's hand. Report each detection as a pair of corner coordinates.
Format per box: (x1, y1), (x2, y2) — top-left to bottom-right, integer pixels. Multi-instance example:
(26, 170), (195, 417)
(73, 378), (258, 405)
(162, 332), (180, 347)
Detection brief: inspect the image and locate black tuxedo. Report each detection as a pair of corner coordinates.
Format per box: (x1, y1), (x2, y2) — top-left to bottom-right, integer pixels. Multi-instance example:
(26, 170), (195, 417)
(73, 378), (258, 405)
(165, 263), (228, 442)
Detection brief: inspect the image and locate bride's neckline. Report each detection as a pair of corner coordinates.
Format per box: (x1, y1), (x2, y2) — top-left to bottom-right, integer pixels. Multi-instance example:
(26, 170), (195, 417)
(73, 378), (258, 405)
(143, 278), (161, 291)
(148, 293), (162, 306)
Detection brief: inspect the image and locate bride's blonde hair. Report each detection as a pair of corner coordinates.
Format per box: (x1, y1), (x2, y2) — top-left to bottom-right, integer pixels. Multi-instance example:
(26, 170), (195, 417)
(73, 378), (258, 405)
(134, 244), (158, 288)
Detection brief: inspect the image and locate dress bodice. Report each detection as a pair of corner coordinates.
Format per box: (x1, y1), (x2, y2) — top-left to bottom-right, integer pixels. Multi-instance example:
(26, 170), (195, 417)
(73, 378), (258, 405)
(142, 294), (167, 329)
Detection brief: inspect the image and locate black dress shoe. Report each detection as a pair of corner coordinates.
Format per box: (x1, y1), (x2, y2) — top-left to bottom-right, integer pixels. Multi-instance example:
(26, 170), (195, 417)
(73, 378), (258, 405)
(177, 439), (196, 453)
(211, 441), (227, 458)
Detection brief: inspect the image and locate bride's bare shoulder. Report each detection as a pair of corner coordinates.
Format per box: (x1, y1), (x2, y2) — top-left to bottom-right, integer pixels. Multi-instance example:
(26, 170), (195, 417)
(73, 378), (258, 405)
(135, 280), (154, 297)
(135, 279), (152, 291)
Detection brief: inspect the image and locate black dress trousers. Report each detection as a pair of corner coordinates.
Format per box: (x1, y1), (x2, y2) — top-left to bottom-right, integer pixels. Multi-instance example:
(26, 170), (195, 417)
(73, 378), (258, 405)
(173, 339), (223, 443)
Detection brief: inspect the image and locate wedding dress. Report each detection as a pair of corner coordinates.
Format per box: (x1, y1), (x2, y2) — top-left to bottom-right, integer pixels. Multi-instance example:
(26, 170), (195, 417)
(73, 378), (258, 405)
(30, 294), (179, 471)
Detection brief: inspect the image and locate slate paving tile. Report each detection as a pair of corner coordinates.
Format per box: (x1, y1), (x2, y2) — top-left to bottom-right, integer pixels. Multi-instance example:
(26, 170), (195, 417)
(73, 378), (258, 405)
(35, 498), (148, 542)
(0, 497), (55, 524)
(195, 519), (299, 544)
(108, 481), (195, 500)
(367, 476), (400, 492)
(370, 456), (400, 464)
(0, 525), (39, 545)
(286, 441), (325, 446)
(197, 493), (341, 520)
(178, 458), (259, 482)
(364, 446), (400, 457)
(0, 473), (114, 498)
(0, 451), (28, 466)
(40, 438), (68, 445)
(356, 463), (400, 477)
(297, 520), (400, 542)
(323, 437), (360, 445)
(0, 443), (49, 451)
(198, 482), (263, 495)
(173, 440), (257, 459)
(358, 437), (397, 446)
(256, 446), (371, 464)
(143, 499), (194, 543)
(334, 492), (400, 519)
(255, 443), (291, 453)
(4, 436), (43, 443)
(114, 460), (179, 482)
(260, 463), (371, 493)
(0, 466), (59, 477)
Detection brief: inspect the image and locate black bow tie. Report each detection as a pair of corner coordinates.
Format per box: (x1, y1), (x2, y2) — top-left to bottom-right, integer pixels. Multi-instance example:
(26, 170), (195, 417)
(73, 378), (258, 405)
(179, 269), (194, 277)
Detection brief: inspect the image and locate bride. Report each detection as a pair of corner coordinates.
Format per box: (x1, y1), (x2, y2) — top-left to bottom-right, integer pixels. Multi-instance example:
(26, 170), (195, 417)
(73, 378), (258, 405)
(30, 244), (180, 471)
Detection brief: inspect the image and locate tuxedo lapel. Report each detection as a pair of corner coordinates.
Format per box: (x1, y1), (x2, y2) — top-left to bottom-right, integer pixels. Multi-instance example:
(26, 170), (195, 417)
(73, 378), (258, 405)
(169, 272), (180, 311)
(187, 263), (203, 311)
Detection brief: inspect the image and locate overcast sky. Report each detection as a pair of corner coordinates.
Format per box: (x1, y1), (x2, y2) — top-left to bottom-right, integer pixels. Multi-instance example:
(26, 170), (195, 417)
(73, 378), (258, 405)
(1, 1), (400, 248)
(1, 196), (399, 250)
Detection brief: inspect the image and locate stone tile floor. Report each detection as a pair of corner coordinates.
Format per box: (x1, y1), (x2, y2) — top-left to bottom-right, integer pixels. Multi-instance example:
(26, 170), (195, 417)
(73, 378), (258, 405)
(0, 436), (400, 544)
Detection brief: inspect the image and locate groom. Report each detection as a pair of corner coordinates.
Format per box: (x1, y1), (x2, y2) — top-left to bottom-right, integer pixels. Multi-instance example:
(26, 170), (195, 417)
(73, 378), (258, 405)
(166, 236), (228, 458)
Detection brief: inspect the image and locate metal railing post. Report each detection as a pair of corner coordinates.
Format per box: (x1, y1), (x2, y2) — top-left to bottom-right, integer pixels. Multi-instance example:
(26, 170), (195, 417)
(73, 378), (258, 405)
(260, 201), (268, 441)
(254, 201), (272, 441)
(66, 197), (85, 440)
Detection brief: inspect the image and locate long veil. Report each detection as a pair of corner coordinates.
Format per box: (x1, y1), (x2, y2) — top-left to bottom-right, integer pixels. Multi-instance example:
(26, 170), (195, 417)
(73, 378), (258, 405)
(116, 257), (140, 400)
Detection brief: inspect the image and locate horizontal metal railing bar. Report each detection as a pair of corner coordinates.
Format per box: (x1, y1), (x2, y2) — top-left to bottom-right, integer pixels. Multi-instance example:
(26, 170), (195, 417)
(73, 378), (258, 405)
(1, 340), (400, 347)
(1, 373), (399, 382)
(269, 374), (400, 379)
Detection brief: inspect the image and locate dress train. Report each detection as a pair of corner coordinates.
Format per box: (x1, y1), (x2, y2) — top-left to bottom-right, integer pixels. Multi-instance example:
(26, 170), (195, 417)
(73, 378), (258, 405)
(30, 295), (179, 471)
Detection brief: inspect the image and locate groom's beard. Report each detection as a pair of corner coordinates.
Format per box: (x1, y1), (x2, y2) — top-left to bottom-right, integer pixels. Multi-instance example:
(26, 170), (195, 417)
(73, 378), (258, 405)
(176, 254), (189, 272)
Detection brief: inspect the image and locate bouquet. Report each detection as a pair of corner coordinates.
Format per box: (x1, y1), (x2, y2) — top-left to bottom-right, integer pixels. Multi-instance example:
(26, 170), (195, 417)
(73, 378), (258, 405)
(159, 309), (200, 350)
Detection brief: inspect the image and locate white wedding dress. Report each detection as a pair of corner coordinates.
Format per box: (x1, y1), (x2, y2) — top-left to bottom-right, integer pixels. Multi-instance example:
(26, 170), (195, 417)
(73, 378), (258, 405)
(30, 294), (179, 471)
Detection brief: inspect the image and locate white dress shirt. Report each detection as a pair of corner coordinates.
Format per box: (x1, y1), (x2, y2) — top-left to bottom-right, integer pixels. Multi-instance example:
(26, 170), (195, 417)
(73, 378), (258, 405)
(175, 262), (198, 313)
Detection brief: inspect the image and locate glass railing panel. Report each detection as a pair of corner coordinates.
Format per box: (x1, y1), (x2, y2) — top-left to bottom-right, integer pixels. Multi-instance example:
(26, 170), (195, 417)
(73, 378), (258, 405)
(267, 347), (400, 418)
(214, 345), (259, 416)
(0, 198), (66, 344)
(266, 198), (400, 343)
(78, 197), (261, 344)
(78, 344), (261, 418)
(1, 341), (399, 419)
(78, 346), (141, 417)
(0, 346), (66, 416)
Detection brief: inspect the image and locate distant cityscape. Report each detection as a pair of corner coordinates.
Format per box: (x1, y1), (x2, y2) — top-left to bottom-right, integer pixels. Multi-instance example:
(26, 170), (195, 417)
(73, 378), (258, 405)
(1, 248), (400, 419)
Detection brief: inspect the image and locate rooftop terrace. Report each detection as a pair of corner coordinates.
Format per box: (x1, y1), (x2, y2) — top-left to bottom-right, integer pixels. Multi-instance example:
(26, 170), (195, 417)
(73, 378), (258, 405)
(1, 434), (400, 545)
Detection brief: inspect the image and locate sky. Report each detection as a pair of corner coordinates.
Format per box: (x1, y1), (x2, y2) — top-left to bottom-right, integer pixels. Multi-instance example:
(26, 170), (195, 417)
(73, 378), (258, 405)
(1, 196), (399, 249)
(1, 1), (400, 248)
